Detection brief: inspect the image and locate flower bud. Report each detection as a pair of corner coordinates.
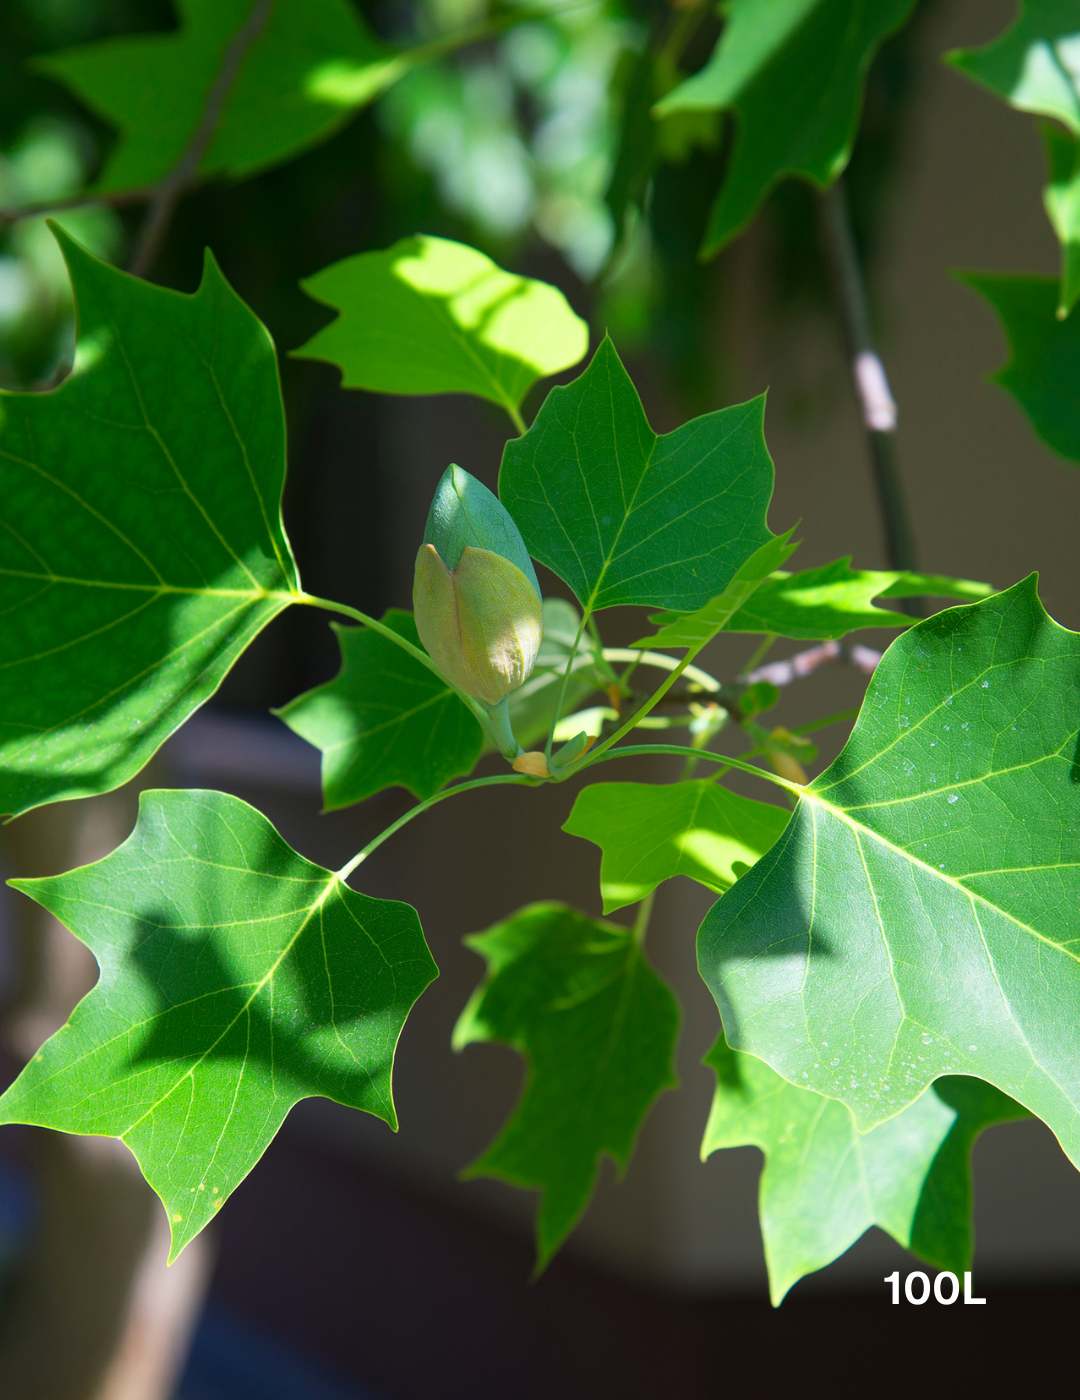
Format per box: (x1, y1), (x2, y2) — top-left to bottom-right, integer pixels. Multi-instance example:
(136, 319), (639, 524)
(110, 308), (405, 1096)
(414, 543), (543, 707)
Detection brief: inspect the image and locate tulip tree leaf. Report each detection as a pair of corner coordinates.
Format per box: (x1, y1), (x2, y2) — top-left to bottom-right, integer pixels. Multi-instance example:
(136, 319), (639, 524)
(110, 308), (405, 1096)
(657, 0), (916, 258)
(698, 577), (1080, 1169)
(453, 902), (679, 1268)
(0, 229), (300, 819)
(0, 789), (437, 1260)
(961, 272), (1080, 464)
(712, 559), (992, 641)
(564, 780), (791, 913)
(293, 236), (589, 417)
(276, 610), (483, 810)
(500, 337), (777, 614)
(703, 1039), (1028, 1304)
(35, 0), (402, 194)
(948, 1), (1080, 138)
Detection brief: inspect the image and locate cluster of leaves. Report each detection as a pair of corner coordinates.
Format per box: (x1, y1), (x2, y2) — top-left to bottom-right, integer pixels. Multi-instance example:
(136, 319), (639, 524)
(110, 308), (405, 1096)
(1, 0), (1078, 1307)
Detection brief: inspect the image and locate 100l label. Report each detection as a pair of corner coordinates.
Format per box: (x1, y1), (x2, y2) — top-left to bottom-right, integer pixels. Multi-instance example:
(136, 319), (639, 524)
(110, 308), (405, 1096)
(885, 1271), (986, 1305)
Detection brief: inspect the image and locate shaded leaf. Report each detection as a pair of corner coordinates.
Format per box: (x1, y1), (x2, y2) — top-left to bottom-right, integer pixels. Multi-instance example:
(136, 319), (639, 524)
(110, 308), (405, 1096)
(1041, 121), (1080, 317)
(698, 577), (1080, 1168)
(0, 789), (437, 1259)
(36, 0), (401, 193)
(0, 229), (299, 818)
(276, 610), (483, 810)
(503, 597), (605, 751)
(961, 271), (1080, 464)
(564, 780), (791, 913)
(703, 1039), (1028, 1304)
(658, 0), (916, 257)
(500, 337), (777, 613)
(293, 235), (588, 417)
(454, 902), (678, 1267)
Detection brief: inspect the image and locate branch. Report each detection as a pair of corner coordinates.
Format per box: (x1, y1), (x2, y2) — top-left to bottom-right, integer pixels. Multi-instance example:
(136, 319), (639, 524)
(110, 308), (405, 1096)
(744, 639), (882, 687)
(127, 0), (274, 277)
(817, 180), (921, 611)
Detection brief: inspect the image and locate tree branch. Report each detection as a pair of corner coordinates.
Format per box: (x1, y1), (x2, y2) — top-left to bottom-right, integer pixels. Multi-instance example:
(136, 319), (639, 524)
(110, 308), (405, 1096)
(817, 179), (921, 612)
(127, 0), (274, 278)
(744, 639), (882, 687)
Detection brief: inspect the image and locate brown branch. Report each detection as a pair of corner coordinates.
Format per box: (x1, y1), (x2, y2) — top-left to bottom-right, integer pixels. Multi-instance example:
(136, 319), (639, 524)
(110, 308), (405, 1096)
(744, 640), (882, 688)
(127, 0), (274, 278)
(817, 179), (922, 615)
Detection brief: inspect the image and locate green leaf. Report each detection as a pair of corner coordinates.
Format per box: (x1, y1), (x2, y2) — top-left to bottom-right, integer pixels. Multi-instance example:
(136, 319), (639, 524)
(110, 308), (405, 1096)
(698, 577), (1080, 1167)
(684, 559), (991, 642)
(657, 0), (917, 257)
(631, 531), (799, 649)
(1041, 122), (1080, 317)
(275, 610), (483, 810)
(960, 272), (1080, 464)
(0, 789), (437, 1259)
(500, 337), (777, 614)
(293, 235), (589, 419)
(453, 902), (679, 1267)
(703, 1039), (1028, 1304)
(948, 1), (1080, 138)
(36, 0), (402, 193)
(0, 229), (299, 818)
(563, 780), (791, 913)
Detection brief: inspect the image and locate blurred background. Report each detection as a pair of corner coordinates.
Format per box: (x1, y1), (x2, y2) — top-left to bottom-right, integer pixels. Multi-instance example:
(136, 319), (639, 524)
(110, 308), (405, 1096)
(1, 0), (1080, 1395)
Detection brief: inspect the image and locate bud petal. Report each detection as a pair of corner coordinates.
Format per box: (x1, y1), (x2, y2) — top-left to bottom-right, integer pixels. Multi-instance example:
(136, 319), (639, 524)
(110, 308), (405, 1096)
(414, 544), (544, 707)
(424, 464), (540, 598)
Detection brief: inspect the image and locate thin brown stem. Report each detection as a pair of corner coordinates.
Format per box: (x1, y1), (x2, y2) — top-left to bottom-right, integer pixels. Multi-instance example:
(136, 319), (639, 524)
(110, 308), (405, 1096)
(817, 180), (921, 615)
(128, 0), (274, 278)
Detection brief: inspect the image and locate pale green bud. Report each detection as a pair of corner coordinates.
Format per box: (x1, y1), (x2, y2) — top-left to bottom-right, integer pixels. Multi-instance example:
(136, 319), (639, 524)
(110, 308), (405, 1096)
(413, 544), (544, 707)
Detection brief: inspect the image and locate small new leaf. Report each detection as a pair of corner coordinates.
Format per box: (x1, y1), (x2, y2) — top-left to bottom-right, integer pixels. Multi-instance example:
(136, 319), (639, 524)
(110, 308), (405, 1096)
(698, 577), (1080, 1167)
(454, 902), (678, 1268)
(500, 337), (777, 614)
(276, 610), (483, 810)
(0, 790), (437, 1259)
(37, 0), (401, 193)
(294, 236), (588, 418)
(0, 229), (299, 817)
(961, 272), (1080, 464)
(657, 0), (917, 258)
(703, 1039), (1028, 1304)
(564, 781), (791, 913)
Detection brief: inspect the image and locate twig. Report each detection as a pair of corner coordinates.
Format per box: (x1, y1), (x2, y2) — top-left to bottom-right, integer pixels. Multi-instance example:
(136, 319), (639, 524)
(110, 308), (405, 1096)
(744, 640), (881, 688)
(817, 180), (921, 613)
(127, 0), (274, 278)
(0, 189), (149, 226)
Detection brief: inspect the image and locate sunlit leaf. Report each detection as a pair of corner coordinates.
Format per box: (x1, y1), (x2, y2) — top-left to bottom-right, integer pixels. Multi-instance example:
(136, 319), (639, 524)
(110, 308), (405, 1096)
(454, 902), (678, 1267)
(36, 0), (403, 193)
(564, 780), (791, 913)
(0, 228), (299, 818)
(949, 1), (1080, 137)
(500, 337), (777, 613)
(658, 0), (916, 257)
(698, 578), (1080, 1169)
(703, 1039), (1028, 1304)
(293, 235), (588, 417)
(0, 789), (437, 1259)
(276, 610), (483, 810)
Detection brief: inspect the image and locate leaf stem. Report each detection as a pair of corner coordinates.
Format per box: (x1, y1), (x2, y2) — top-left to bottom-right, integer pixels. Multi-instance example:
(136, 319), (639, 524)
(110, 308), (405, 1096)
(128, 0), (275, 278)
(816, 179), (921, 612)
(631, 891), (655, 946)
(545, 609), (591, 759)
(739, 632), (777, 678)
(298, 592), (491, 729)
(337, 773), (535, 881)
(580, 743), (800, 796)
(506, 400), (527, 435)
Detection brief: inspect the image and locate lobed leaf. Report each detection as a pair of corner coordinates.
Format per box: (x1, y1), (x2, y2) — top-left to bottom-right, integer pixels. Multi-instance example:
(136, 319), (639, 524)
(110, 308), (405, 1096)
(961, 271), (1080, 464)
(698, 577), (1080, 1167)
(276, 610), (483, 810)
(293, 236), (588, 416)
(454, 902), (678, 1268)
(36, 0), (400, 193)
(500, 337), (777, 614)
(0, 790), (437, 1259)
(703, 1039), (1028, 1304)
(0, 229), (299, 817)
(657, 0), (917, 258)
(564, 780), (791, 913)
